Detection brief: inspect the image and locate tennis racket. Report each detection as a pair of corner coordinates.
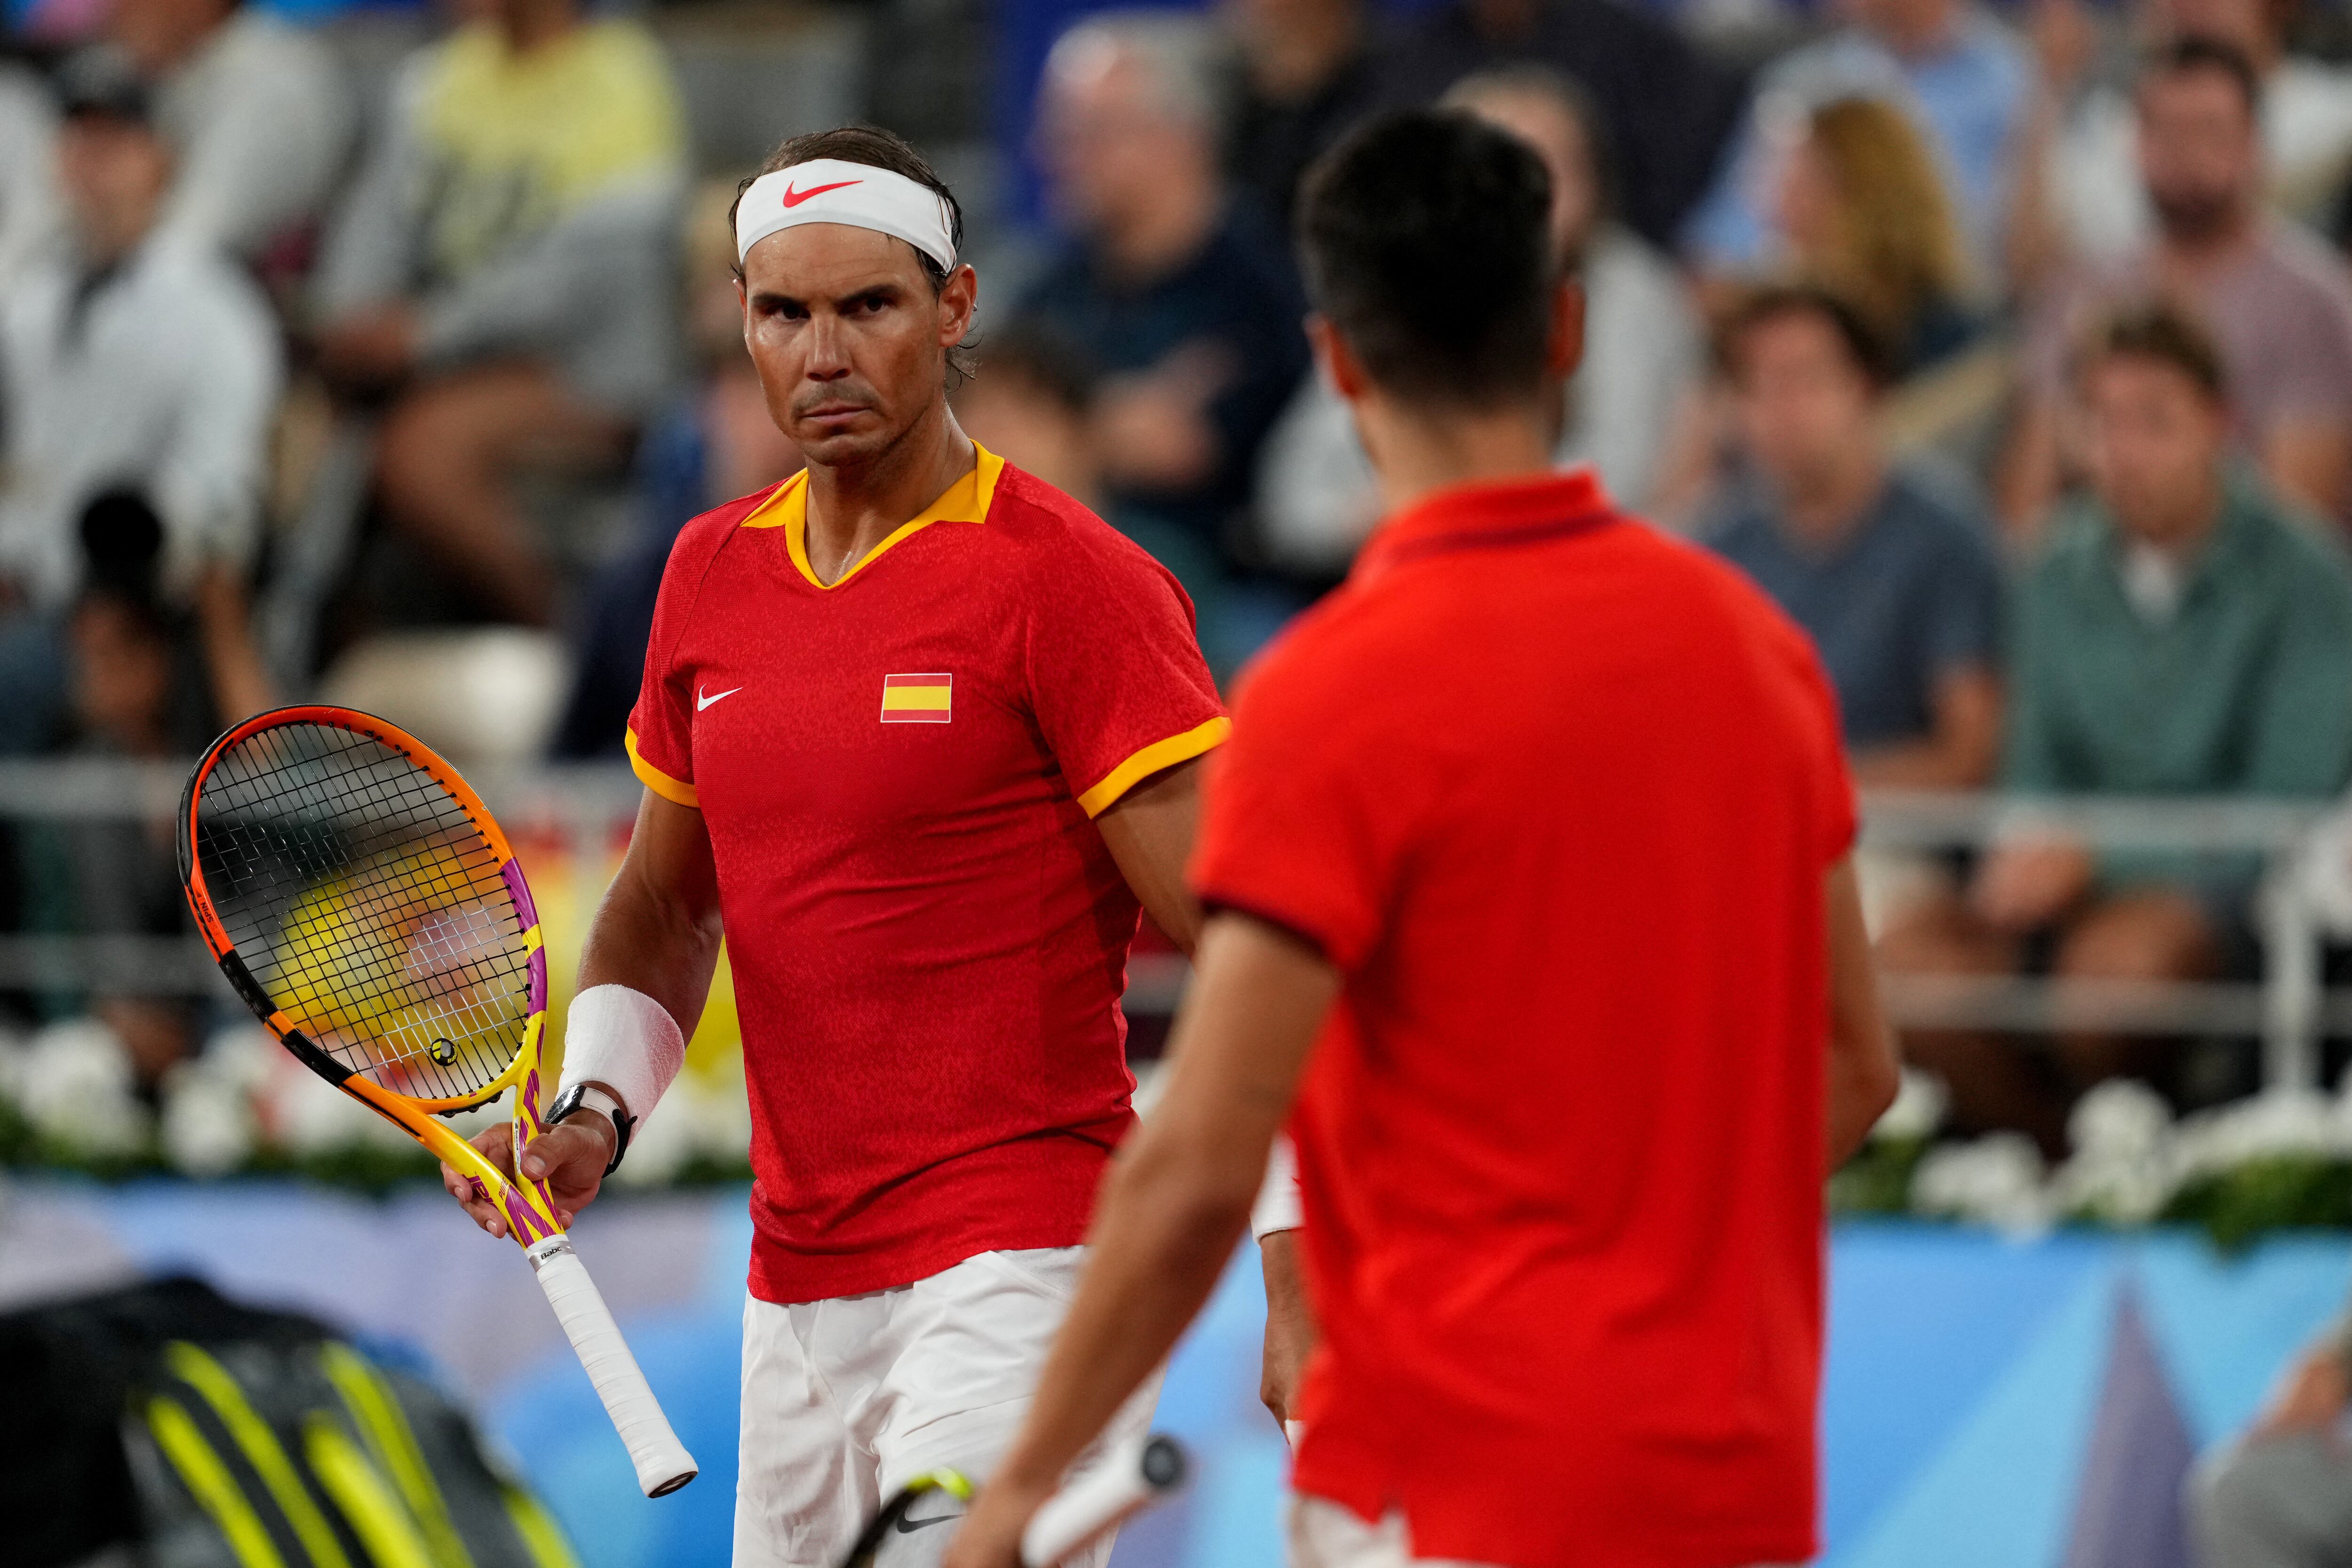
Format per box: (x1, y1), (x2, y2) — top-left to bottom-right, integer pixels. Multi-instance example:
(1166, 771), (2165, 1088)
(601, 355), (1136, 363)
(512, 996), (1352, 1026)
(177, 705), (698, 1498)
(837, 1433), (1188, 1567)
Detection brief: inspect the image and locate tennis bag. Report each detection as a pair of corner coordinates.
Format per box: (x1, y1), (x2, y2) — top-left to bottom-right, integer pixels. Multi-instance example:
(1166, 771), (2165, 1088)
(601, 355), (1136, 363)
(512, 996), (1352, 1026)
(1, 1276), (577, 1568)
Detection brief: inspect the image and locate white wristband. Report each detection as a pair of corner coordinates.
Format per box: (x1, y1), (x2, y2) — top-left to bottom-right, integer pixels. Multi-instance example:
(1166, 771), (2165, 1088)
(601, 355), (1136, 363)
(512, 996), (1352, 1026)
(1250, 1136), (1303, 1240)
(558, 985), (686, 1125)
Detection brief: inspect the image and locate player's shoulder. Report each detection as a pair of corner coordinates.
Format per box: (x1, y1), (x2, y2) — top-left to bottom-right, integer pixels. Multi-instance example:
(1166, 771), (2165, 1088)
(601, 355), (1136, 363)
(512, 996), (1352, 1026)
(984, 464), (1190, 598)
(654, 484), (783, 603)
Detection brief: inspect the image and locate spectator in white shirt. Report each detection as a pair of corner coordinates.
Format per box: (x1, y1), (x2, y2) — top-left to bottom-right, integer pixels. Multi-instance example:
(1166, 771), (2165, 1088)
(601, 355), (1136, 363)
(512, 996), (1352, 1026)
(0, 64), (61, 286)
(0, 51), (279, 723)
(108, 0), (355, 265)
(1255, 64), (1703, 576)
(103, 0), (353, 265)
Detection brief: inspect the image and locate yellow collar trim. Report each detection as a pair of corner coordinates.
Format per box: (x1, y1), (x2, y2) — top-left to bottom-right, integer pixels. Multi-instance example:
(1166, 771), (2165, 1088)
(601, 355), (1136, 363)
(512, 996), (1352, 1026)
(741, 444), (1005, 590)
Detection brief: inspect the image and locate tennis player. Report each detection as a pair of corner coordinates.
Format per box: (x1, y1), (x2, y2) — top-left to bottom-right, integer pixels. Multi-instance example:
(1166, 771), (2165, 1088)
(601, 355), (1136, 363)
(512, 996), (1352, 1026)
(439, 125), (1225, 1567)
(946, 109), (1901, 1568)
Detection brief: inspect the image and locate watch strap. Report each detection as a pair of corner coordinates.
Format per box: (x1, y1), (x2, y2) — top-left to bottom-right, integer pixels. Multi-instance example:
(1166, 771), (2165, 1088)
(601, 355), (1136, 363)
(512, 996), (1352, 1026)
(549, 1082), (636, 1176)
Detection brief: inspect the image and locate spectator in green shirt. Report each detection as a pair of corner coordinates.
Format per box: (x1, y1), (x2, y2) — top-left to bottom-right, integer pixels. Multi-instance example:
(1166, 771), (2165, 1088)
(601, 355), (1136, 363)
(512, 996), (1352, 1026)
(1884, 303), (2352, 1152)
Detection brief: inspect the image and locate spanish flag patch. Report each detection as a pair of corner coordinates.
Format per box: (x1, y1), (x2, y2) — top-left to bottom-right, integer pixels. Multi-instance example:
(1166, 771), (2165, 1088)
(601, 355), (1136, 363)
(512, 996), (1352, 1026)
(880, 672), (953, 723)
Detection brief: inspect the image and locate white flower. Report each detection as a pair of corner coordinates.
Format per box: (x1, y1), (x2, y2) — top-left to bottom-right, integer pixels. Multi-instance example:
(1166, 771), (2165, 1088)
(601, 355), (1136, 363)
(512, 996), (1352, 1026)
(2172, 1089), (2344, 1180)
(269, 1067), (409, 1154)
(159, 1063), (256, 1178)
(197, 1027), (280, 1097)
(2067, 1080), (2173, 1162)
(2050, 1146), (2176, 1225)
(1872, 1069), (1949, 1142)
(16, 1019), (150, 1156)
(1912, 1132), (2052, 1235)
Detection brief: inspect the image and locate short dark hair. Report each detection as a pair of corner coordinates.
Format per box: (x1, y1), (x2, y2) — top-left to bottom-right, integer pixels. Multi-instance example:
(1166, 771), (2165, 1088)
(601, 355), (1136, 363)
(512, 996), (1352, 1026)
(1295, 108), (1558, 410)
(2140, 34), (2262, 118)
(731, 123), (973, 379)
(2075, 300), (2228, 402)
(1714, 281), (1894, 390)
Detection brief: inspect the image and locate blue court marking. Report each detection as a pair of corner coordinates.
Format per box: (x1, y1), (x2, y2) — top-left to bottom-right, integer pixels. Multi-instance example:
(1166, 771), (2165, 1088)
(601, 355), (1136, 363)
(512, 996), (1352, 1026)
(1831, 1256), (2118, 1568)
(2134, 1231), (2352, 1447)
(1820, 1222), (2111, 1552)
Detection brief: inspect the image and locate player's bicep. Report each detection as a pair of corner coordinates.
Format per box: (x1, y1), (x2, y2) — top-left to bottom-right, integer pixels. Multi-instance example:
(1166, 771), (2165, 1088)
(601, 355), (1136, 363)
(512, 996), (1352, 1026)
(1094, 756), (1206, 954)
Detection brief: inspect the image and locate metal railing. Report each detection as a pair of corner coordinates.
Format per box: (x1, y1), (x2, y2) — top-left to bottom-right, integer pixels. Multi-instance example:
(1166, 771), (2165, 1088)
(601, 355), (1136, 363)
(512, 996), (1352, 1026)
(3, 764), (2347, 1089)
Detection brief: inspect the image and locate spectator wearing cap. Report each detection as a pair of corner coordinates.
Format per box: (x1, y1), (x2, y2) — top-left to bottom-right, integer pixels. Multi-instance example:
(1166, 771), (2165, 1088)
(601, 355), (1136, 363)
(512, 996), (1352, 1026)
(1886, 304), (2352, 1153)
(2010, 37), (2352, 532)
(109, 0), (352, 264)
(1706, 284), (2002, 791)
(1255, 64), (1704, 577)
(312, 0), (687, 627)
(0, 51), (279, 726)
(1017, 12), (1310, 671)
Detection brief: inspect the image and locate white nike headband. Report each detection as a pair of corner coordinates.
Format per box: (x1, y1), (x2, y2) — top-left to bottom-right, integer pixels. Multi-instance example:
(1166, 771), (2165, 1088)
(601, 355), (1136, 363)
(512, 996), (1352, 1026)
(735, 159), (959, 273)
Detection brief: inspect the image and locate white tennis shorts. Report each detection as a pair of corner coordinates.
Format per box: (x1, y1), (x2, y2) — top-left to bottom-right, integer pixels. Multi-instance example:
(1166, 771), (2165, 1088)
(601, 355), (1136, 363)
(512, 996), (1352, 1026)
(1285, 1497), (1800, 1568)
(1286, 1498), (1498, 1568)
(733, 1246), (1162, 1568)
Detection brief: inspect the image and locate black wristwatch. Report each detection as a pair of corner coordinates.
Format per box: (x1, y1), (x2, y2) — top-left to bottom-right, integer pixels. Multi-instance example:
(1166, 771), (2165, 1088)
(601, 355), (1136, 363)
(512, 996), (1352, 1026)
(548, 1082), (636, 1176)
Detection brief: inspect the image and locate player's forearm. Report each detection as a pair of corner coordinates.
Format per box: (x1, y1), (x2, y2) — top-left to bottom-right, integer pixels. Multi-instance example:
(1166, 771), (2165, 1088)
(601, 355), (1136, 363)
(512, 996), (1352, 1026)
(995, 915), (1335, 1492)
(577, 792), (725, 1050)
(578, 876), (722, 1043)
(993, 1130), (1258, 1494)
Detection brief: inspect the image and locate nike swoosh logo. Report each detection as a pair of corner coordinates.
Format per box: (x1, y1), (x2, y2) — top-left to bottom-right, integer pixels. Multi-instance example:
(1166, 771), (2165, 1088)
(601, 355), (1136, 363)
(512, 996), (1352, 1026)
(697, 685), (742, 712)
(783, 178), (862, 208)
(894, 1512), (957, 1534)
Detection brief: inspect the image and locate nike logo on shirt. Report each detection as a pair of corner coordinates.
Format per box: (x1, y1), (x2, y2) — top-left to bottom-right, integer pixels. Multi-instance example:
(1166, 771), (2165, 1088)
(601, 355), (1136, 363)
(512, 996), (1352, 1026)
(783, 179), (862, 207)
(698, 685), (742, 711)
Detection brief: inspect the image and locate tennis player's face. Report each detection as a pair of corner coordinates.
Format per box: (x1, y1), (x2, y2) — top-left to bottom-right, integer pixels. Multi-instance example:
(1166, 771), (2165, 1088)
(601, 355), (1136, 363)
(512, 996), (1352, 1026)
(739, 223), (978, 467)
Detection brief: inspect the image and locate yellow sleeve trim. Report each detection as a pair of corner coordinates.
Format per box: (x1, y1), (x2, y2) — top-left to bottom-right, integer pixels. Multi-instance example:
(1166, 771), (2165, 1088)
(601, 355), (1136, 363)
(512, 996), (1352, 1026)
(1075, 715), (1231, 818)
(626, 728), (700, 809)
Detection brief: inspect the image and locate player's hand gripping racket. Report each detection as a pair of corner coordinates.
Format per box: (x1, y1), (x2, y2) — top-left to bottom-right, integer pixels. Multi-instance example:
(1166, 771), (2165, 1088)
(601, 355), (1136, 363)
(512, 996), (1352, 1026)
(838, 1433), (1187, 1567)
(177, 706), (698, 1498)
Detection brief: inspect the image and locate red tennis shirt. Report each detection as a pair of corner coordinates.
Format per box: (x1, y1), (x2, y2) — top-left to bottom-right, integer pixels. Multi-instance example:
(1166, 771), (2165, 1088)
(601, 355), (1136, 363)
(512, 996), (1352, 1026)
(1192, 469), (1853, 1568)
(628, 445), (1226, 1303)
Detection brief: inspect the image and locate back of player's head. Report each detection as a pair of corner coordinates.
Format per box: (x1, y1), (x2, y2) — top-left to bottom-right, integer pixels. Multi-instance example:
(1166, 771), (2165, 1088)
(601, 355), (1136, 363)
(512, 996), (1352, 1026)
(1296, 108), (1558, 411)
(732, 124), (965, 290)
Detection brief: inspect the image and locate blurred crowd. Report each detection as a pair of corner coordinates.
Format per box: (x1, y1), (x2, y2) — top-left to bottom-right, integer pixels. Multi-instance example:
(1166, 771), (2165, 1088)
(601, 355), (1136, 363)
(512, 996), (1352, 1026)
(10, 0), (2352, 1152)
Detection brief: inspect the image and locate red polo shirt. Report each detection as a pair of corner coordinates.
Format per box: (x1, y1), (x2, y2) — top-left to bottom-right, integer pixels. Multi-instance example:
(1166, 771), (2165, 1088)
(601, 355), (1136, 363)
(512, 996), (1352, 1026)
(1192, 470), (1852, 1568)
(628, 446), (1225, 1303)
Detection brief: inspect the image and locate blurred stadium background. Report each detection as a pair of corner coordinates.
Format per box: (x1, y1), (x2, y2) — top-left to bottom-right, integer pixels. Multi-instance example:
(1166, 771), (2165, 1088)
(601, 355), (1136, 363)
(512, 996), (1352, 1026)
(19, 0), (2352, 1560)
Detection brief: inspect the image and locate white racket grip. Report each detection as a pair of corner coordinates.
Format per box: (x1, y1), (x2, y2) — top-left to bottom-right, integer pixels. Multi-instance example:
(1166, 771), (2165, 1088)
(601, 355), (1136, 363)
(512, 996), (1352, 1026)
(1019, 1434), (1187, 1567)
(526, 1236), (698, 1497)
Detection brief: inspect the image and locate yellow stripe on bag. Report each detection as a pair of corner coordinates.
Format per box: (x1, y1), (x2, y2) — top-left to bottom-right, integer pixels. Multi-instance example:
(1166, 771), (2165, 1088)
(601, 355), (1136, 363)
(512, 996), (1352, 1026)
(147, 1395), (288, 1568)
(166, 1342), (352, 1568)
(305, 1417), (436, 1568)
(319, 1343), (476, 1568)
(501, 1485), (585, 1568)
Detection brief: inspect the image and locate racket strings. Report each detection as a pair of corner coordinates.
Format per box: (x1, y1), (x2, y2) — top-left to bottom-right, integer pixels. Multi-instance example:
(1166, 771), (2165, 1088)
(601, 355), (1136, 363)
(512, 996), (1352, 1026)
(225, 735), (524, 1096)
(194, 721), (531, 1101)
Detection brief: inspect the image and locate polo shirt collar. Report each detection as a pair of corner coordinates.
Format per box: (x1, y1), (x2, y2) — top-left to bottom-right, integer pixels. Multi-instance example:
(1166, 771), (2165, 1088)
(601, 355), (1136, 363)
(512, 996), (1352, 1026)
(1354, 465), (1614, 582)
(2082, 466), (2261, 611)
(742, 442), (1007, 590)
